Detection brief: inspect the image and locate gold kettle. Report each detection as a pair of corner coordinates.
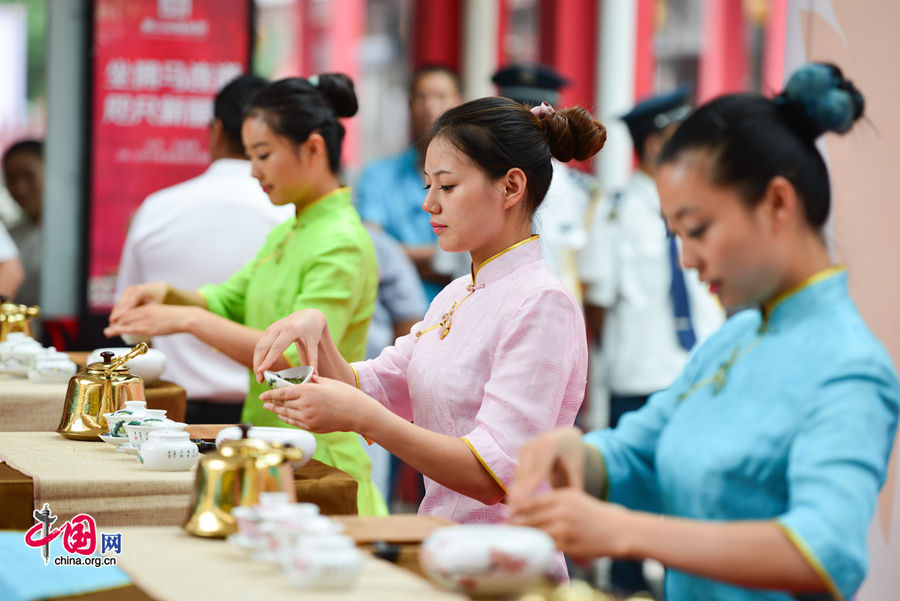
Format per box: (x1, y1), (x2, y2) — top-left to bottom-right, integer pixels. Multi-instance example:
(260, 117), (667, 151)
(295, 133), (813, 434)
(183, 424), (305, 538)
(0, 295), (40, 341)
(56, 343), (148, 440)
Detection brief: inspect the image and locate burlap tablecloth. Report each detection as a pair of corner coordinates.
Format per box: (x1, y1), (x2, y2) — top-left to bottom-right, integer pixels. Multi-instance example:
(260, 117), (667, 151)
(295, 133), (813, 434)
(0, 375), (187, 430)
(0, 432), (358, 529)
(111, 526), (466, 601)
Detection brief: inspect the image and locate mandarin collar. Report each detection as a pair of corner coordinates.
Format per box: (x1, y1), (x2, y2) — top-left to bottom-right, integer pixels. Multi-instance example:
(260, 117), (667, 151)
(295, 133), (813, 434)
(469, 235), (541, 288)
(293, 186), (352, 226)
(761, 266), (847, 330)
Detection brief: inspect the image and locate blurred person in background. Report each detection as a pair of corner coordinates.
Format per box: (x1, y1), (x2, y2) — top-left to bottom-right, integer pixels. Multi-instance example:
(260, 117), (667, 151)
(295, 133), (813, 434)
(362, 222), (428, 501)
(114, 74), (292, 424)
(580, 89), (725, 427)
(355, 64), (463, 301)
(106, 74), (385, 516)
(510, 63), (898, 601)
(2, 139), (44, 307)
(0, 222), (24, 299)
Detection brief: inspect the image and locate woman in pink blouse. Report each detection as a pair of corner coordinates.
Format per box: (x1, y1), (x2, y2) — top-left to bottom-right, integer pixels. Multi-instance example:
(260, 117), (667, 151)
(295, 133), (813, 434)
(252, 97), (606, 526)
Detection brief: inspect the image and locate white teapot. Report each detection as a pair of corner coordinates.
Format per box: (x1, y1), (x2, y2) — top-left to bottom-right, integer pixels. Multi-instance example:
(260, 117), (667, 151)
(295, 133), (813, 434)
(139, 428), (198, 471)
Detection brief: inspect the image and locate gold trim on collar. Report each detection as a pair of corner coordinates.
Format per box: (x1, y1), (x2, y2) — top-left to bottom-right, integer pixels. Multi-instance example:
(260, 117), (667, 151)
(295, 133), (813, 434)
(294, 186), (351, 221)
(470, 234), (540, 285)
(762, 265), (846, 322)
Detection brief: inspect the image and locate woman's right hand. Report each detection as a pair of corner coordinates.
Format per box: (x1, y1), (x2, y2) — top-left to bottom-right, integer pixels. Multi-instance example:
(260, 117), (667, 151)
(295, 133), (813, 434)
(109, 281), (170, 323)
(508, 427), (586, 508)
(253, 309), (327, 382)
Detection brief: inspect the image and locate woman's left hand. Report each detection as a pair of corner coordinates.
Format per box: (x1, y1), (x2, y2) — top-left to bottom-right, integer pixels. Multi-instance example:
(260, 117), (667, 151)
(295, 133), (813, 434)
(508, 487), (631, 558)
(260, 375), (382, 434)
(103, 304), (198, 339)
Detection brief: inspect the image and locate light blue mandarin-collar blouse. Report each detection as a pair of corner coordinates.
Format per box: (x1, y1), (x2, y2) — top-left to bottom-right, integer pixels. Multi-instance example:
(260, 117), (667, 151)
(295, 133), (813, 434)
(584, 268), (899, 601)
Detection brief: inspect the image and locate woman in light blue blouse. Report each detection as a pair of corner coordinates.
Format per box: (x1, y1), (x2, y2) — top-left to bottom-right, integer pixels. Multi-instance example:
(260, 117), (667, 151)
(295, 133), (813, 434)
(509, 63), (899, 601)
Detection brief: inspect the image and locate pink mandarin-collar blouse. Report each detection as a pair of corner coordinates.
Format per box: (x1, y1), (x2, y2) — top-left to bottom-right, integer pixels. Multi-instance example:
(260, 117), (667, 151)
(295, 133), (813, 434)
(353, 236), (588, 524)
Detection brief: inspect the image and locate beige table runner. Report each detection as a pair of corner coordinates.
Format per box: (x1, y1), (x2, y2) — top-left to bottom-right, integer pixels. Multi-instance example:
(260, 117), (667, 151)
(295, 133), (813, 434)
(0, 431), (194, 526)
(0, 374), (187, 430)
(114, 526), (467, 601)
(0, 375), (68, 431)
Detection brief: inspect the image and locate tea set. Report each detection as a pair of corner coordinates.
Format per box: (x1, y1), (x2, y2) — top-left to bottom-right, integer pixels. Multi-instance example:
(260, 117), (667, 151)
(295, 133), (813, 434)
(45, 347), (559, 595)
(0, 332), (77, 383)
(227, 492), (363, 590)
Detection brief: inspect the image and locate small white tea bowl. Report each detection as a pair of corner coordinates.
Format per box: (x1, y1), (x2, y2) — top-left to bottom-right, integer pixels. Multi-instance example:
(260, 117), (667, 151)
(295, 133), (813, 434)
(420, 525), (556, 597)
(263, 365), (314, 389)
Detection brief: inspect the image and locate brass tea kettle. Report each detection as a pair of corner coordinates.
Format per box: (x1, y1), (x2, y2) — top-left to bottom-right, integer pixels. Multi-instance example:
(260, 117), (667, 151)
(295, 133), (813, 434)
(57, 343), (148, 440)
(0, 295), (40, 341)
(183, 424), (305, 538)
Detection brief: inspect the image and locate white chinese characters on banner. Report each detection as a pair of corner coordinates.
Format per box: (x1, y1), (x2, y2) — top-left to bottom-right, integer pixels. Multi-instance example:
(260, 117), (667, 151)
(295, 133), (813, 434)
(103, 58), (241, 93)
(100, 58), (242, 130)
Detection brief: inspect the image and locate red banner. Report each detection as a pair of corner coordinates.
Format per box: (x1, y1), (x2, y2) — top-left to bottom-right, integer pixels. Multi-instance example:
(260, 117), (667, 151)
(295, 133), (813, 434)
(88, 0), (251, 310)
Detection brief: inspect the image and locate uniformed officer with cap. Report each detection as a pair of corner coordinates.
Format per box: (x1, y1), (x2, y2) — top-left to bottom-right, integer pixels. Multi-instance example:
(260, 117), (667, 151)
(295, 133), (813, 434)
(434, 63), (594, 300)
(580, 86), (725, 417)
(491, 63), (569, 107)
(577, 85), (725, 597)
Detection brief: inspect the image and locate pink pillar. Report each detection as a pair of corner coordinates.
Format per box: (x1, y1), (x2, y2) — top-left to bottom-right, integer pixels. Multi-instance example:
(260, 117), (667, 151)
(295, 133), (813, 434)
(538, 0), (597, 171)
(634, 0), (656, 102)
(496, 0), (509, 67)
(762, 0), (788, 95)
(698, 0), (748, 103)
(298, 0), (365, 169)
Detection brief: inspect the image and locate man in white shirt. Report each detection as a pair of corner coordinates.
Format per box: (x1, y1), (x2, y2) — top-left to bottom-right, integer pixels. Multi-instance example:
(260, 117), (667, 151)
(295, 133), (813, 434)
(0, 222), (24, 299)
(115, 75), (292, 423)
(580, 88), (725, 422)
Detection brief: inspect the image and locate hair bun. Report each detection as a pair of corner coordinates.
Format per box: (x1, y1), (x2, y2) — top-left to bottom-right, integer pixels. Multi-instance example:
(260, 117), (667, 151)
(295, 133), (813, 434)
(541, 107), (607, 162)
(776, 63), (864, 138)
(315, 73), (359, 118)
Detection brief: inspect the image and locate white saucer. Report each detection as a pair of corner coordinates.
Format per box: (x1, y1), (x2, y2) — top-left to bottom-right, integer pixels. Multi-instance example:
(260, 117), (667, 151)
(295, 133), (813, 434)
(99, 433), (129, 446)
(226, 533), (267, 552)
(116, 442), (140, 455)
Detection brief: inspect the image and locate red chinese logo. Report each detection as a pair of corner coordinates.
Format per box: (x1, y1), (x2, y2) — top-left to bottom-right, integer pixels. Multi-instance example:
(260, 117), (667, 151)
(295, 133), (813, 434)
(25, 513), (98, 556)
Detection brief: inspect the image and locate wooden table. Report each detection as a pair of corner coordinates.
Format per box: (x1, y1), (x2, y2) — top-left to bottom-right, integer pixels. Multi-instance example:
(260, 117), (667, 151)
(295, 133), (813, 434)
(0, 430), (358, 530)
(99, 526), (467, 601)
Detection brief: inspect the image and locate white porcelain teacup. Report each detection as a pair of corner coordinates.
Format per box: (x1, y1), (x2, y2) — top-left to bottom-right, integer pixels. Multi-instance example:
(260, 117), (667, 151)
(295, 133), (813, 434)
(124, 419), (179, 448)
(259, 513), (339, 564)
(263, 366), (314, 389)
(27, 355), (77, 383)
(285, 534), (364, 589)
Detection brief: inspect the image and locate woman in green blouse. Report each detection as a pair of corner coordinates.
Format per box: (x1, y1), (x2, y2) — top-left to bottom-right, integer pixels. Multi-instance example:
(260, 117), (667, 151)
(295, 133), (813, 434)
(106, 74), (385, 516)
